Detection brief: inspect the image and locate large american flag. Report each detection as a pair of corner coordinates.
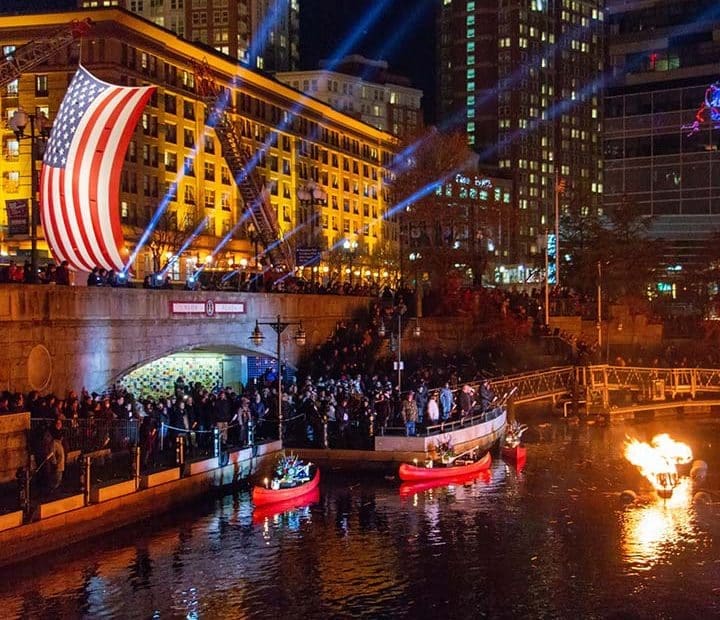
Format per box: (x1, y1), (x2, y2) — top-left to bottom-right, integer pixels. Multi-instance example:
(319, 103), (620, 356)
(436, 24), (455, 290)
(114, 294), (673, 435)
(40, 65), (155, 272)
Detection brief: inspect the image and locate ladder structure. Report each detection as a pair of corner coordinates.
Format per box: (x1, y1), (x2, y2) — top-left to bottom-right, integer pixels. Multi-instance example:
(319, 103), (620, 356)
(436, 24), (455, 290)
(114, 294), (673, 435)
(0, 19), (92, 89)
(195, 62), (294, 271)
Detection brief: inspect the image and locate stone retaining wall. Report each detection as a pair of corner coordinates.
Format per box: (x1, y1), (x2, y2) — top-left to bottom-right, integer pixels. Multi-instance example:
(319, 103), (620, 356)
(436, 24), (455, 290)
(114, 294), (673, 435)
(0, 412), (29, 483)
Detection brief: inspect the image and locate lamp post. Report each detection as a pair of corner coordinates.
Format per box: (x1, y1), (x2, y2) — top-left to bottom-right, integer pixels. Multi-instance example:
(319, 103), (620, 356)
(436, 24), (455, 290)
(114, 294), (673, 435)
(297, 181), (327, 283)
(250, 315), (306, 441)
(544, 229), (550, 326)
(378, 302), (420, 392)
(343, 238), (358, 285)
(596, 260), (603, 352)
(9, 108), (50, 283)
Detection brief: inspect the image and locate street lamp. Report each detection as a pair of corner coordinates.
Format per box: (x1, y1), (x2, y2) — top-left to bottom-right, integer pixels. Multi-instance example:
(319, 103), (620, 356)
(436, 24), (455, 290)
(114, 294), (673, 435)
(596, 260), (603, 354)
(343, 238), (358, 285)
(250, 315), (306, 441)
(9, 108), (51, 283)
(378, 302), (420, 392)
(297, 181), (327, 283)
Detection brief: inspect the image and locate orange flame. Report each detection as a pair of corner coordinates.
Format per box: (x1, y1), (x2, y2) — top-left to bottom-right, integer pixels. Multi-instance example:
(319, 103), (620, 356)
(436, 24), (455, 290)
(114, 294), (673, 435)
(624, 434), (692, 496)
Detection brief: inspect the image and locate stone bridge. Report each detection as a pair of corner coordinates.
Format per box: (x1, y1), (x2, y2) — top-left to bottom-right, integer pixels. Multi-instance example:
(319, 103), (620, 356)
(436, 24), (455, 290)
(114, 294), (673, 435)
(0, 285), (370, 395)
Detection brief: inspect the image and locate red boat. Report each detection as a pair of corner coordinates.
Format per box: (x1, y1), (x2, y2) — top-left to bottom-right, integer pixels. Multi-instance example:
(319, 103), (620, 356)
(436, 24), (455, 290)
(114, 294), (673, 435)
(398, 451), (492, 481)
(252, 467), (320, 506)
(502, 445), (527, 462)
(399, 470), (490, 498)
(252, 486), (320, 523)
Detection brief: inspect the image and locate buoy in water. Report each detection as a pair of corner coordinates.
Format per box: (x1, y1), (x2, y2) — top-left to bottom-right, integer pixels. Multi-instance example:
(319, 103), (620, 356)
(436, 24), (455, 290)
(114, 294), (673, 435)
(693, 491), (712, 505)
(690, 460), (708, 482)
(620, 489), (637, 503)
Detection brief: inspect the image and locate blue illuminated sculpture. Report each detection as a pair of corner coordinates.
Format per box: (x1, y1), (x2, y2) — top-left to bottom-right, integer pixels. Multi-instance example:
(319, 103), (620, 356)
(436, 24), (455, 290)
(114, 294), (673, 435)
(684, 81), (720, 135)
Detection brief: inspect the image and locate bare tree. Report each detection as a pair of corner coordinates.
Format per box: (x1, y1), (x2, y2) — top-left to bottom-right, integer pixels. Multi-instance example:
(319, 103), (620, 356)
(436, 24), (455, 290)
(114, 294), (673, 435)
(391, 128), (489, 285)
(148, 210), (203, 272)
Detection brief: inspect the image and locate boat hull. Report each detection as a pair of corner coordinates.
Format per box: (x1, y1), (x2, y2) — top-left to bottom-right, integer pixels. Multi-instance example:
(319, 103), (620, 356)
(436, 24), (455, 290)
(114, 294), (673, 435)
(252, 468), (320, 506)
(399, 470), (490, 498)
(398, 452), (492, 481)
(252, 486), (320, 523)
(502, 445), (527, 462)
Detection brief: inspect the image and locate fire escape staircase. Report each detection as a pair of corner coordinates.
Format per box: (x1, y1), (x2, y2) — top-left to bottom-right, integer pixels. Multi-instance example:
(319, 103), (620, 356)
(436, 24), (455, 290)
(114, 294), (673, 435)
(0, 19), (92, 89)
(195, 64), (294, 271)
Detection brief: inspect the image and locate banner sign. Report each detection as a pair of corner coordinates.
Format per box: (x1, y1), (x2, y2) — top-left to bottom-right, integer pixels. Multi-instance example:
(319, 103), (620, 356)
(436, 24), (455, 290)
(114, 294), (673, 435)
(169, 300), (246, 317)
(5, 199), (28, 236)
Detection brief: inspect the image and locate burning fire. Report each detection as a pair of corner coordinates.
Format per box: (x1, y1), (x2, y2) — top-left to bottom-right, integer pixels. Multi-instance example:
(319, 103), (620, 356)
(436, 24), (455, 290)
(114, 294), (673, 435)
(624, 434), (693, 498)
(650, 433), (693, 467)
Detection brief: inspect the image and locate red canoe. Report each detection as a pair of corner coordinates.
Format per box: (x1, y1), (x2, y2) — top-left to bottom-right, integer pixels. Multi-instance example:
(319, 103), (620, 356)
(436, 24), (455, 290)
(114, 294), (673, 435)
(252, 486), (320, 523)
(399, 470), (490, 498)
(502, 445), (527, 462)
(252, 467), (321, 506)
(398, 451), (492, 481)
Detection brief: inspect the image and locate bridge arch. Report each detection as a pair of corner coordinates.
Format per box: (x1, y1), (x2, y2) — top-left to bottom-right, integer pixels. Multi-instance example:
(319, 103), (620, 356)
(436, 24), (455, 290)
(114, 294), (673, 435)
(0, 285), (369, 395)
(109, 341), (300, 399)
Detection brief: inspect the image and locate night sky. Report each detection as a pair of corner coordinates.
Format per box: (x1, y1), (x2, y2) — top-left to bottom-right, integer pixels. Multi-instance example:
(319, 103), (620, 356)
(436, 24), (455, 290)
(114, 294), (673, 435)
(23, 0), (438, 120)
(300, 0), (437, 122)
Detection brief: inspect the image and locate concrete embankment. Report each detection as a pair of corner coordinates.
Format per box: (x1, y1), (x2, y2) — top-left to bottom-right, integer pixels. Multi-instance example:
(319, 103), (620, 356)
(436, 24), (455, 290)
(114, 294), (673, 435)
(0, 442), (281, 568)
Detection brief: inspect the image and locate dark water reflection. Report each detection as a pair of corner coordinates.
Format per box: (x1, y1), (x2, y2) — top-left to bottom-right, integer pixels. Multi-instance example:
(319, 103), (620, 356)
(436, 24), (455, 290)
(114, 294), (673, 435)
(2, 417), (720, 618)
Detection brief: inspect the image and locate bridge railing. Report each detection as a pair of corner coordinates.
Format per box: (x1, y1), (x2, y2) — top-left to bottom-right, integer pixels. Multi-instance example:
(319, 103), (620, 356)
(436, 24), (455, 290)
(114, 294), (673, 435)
(483, 366), (575, 404)
(580, 365), (720, 400)
(448, 364), (720, 410)
(378, 405), (506, 437)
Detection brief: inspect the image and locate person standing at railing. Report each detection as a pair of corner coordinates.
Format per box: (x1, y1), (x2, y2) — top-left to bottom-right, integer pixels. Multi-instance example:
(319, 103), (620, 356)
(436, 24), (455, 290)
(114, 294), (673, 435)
(480, 381), (494, 411)
(440, 383), (454, 421)
(401, 391), (418, 437)
(415, 383), (428, 427)
(426, 393), (440, 425)
(459, 385), (475, 417)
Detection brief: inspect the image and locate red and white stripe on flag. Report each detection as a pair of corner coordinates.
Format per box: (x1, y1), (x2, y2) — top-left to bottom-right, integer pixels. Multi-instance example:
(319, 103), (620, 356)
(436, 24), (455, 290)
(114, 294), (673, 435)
(39, 65), (155, 272)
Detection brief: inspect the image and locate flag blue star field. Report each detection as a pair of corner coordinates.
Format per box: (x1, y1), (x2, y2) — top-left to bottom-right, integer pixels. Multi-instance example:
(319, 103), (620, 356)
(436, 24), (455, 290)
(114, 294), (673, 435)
(40, 65), (155, 272)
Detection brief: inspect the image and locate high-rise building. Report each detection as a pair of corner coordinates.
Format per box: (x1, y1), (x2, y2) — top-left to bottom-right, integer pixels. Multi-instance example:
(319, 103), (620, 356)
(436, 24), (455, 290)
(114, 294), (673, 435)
(605, 0), (720, 271)
(0, 8), (397, 281)
(77, 0), (300, 71)
(276, 55), (424, 138)
(437, 0), (604, 274)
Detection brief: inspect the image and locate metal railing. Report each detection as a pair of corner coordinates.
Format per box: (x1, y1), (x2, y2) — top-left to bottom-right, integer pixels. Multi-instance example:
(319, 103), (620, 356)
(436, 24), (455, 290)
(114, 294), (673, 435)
(378, 405), (506, 437)
(29, 418), (140, 453)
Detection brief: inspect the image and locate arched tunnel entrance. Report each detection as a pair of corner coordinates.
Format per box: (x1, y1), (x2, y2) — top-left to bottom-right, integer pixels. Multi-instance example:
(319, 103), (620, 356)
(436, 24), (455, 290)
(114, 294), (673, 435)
(115, 345), (295, 399)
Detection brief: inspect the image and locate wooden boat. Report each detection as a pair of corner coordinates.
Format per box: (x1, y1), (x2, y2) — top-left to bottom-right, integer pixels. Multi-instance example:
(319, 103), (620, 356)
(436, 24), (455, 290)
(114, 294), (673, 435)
(252, 486), (320, 523)
(502, 445), (527, 462)
(252, 466), (320, 506)
(398, 451), (492, 481)
(399, 470), (490, 498)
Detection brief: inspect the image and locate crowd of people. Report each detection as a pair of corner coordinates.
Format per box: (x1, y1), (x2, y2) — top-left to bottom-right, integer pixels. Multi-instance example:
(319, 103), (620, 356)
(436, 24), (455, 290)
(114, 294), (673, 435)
(0, 260), (71, 285)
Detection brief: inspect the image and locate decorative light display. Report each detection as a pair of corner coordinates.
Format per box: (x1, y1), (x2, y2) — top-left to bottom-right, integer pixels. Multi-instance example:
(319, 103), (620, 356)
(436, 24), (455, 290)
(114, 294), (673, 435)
(684, 81), (720, 135)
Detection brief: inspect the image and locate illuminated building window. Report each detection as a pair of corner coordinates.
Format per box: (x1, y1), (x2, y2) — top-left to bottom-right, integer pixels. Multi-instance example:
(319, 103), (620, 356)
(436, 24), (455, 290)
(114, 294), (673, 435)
(3, 171), (19, 193)
(4, 138), (19, 160)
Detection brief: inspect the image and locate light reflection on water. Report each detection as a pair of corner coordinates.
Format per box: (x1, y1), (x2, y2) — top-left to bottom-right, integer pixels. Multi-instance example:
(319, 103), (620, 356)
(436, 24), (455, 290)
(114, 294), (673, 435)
(621, 478), (706, 572)
(1, 418), (720, 618)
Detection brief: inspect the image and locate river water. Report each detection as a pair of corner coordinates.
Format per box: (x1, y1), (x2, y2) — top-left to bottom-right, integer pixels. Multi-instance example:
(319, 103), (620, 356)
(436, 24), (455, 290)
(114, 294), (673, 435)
(2, 416), (720, 619)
